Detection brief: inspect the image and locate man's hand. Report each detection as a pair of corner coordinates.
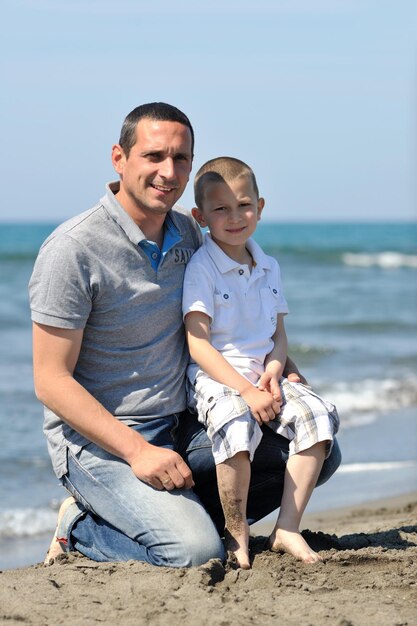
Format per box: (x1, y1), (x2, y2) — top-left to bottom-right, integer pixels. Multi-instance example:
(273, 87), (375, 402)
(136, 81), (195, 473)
(128, 441), (194, 491)
(240, 386), (280, 425)
(283, 356), (308, 385)
(287, 372), (302, 383)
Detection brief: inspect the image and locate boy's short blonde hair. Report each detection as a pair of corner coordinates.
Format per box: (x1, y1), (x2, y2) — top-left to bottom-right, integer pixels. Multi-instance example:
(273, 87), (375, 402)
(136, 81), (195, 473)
(194, 156), (259, 209)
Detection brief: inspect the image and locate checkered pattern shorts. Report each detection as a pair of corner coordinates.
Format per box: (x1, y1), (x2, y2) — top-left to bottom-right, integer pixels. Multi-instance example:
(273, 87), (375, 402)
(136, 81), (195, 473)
(188, 374), (339, 465)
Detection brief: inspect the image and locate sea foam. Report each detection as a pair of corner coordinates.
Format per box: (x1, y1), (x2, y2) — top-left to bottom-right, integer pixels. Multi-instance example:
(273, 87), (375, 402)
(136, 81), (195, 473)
(0, 507), (57, 538)
(319, 376), (417, 426)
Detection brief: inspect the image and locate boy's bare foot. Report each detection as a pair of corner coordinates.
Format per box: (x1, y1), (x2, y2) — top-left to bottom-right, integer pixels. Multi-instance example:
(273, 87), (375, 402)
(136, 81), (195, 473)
(44, 496), (76, 565)
(224, 525), (251, 569)
(268, 527), (323, 564)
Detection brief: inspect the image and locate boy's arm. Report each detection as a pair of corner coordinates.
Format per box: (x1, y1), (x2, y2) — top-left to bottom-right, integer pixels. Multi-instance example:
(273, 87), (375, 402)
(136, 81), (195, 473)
(258, 314), (288, 401)
(32, 323), (193, 491)
(185, 311), (281, 424)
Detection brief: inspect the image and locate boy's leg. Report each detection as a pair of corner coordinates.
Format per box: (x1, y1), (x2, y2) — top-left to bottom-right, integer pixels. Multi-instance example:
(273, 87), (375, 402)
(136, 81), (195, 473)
(216, 451), (251, 569)
(176, 412), (341, 529)
(264, 380), (339, 562)
(268, 441), (327, 563)
(48, 417), (224, 567)
(187, 376), (264, 568)
(267, 378), (339, 458)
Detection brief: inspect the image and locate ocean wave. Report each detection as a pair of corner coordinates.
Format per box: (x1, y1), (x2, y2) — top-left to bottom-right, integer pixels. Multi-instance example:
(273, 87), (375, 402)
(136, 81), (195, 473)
(321, 320), (417, 333)
(0, 251), (39, 262)
(320, 377), (417, 426)
(338, 461), (417, 473)
(0, 507), (57, 538)
(288, 343), (335, 362)
(263, 246), (417, 269)
(342, 252), (417, 269)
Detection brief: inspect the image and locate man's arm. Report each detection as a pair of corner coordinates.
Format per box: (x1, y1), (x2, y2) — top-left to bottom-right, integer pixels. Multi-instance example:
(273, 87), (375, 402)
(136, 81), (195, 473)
(185, 311), (281, 424)
(33, 322), (193, 491)
(283, 355), (308, 385)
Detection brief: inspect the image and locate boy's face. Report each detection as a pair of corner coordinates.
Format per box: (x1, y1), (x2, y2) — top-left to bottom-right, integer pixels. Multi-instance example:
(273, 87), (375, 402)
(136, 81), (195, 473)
(192, 176), (264, 254)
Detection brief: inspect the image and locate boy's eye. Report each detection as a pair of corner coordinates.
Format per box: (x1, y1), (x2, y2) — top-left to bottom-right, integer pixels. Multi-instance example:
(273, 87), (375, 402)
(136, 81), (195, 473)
(214, 207), (226, 211)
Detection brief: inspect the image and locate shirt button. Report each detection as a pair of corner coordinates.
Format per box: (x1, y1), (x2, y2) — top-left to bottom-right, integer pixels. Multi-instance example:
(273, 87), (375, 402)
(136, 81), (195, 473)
(272, 288), (278, 294)
(223, 293), (229, 300)
(238, 269), (244, 275)
(152, 252), (158, 260)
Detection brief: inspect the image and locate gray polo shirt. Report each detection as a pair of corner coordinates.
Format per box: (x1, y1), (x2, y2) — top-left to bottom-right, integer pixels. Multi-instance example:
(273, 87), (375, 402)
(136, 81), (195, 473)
(29, 182), (202, 478)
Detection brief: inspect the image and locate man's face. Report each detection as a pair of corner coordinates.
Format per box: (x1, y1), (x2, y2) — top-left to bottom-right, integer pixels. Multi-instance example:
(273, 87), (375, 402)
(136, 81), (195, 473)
(112, 118), (193, 218)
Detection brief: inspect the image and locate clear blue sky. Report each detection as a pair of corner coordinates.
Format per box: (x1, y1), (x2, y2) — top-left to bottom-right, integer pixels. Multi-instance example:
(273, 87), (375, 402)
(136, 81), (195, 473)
(2, 0), (416, 222)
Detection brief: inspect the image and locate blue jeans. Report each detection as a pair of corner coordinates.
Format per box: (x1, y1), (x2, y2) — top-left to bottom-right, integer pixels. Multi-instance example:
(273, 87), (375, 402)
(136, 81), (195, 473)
(58, 411), (341, 567)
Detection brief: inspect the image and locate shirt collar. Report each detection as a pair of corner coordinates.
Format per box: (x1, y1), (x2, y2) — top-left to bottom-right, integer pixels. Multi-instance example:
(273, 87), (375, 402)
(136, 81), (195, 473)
(101, 181), (182, 247)
(204, 232), (273, 274)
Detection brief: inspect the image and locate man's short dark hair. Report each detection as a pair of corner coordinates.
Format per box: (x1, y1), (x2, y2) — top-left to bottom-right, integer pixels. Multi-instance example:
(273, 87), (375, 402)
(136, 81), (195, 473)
(119, 102), (194, 157)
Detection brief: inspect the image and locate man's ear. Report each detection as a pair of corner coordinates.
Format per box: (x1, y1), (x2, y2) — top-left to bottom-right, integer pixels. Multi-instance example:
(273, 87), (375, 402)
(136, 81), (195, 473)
(112, 144), (126, 175)
(191, 207), (207, 227)
(257, 197), (265, 221)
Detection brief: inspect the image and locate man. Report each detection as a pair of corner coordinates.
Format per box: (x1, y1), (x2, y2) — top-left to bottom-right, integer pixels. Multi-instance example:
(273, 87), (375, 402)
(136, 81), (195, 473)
(29, 103), (341, 567)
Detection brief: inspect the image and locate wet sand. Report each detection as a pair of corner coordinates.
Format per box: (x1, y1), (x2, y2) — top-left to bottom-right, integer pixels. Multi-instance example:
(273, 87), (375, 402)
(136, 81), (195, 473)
(1, 492), (416, 626)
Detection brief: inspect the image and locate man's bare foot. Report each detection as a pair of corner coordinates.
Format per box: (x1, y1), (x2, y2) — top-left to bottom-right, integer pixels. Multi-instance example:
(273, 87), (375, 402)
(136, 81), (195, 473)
(268, 527), (323, 563)
(44, 496), (76, 565)
(224, 525), (251, 569)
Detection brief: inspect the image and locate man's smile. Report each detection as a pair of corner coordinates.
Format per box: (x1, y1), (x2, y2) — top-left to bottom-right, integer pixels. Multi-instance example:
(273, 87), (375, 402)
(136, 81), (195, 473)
(151, 182), (178, 193)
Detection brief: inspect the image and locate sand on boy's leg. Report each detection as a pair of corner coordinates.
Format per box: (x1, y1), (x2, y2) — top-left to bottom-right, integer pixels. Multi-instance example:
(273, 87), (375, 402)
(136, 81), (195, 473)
(268, 441), (327, 564)
(216, 451), (251, 569)
(44, 496), (75, 565)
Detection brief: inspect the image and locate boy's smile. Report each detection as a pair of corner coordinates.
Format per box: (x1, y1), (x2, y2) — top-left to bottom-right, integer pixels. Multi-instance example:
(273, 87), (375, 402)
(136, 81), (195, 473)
(192, 176), (264, 263)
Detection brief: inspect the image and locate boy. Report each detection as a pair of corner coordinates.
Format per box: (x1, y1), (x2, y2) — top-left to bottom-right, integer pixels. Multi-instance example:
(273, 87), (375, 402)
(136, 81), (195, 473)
(182, 157), (339, 568)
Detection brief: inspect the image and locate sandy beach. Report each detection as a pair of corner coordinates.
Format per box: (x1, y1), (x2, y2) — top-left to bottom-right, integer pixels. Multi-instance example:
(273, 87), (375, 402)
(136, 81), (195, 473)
(1, 492), (416, 626)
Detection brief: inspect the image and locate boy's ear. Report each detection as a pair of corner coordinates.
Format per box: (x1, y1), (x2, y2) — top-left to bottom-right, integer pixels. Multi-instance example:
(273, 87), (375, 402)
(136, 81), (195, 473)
(257, 197), (265, 221)
(191, 207), (207, 227)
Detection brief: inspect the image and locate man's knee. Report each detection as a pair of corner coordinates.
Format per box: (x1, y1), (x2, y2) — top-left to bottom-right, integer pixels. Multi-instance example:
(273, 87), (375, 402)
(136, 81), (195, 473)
(149, 527), (225, 568)
(317, 438), (342, 486)
(184, 529), (225, 567)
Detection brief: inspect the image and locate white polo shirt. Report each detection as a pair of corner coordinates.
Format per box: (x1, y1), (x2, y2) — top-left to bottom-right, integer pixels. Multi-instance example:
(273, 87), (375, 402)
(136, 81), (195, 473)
(182, 232), (289, 384)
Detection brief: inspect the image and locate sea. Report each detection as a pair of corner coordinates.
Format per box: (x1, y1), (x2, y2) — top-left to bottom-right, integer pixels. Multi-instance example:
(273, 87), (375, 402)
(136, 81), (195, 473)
(0, 221), (416, 570)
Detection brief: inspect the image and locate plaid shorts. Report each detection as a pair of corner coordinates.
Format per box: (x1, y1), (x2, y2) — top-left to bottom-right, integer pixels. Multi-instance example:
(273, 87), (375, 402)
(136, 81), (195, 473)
(188, 374), (339, 465)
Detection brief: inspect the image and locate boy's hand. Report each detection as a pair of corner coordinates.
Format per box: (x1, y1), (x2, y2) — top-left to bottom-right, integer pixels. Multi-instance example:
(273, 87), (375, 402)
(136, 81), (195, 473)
(241, 386), (280, 425)
(258, 371), (282, 405)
